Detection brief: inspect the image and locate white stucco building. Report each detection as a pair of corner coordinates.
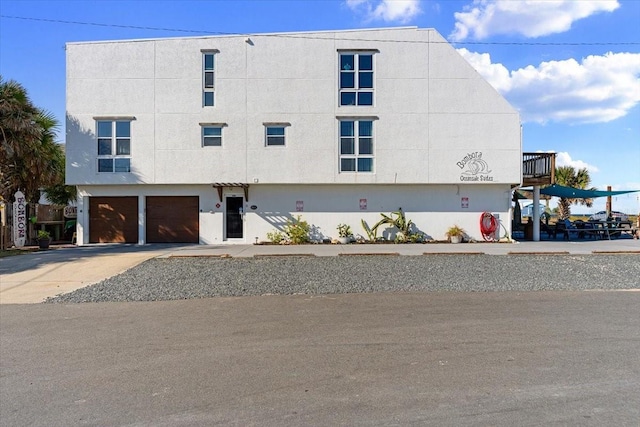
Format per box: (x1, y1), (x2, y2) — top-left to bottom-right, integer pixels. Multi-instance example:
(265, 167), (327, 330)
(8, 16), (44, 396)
(66, 27), (521, 245)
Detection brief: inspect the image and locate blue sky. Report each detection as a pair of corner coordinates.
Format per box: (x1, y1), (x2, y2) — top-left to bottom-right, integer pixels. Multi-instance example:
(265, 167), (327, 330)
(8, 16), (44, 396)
(1, 0), (639, 214)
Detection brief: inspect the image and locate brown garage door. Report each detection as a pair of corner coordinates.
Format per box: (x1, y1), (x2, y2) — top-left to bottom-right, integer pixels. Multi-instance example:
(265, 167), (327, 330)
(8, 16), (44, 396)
(89, 197), (138, 243)
(146, 196), (199, 243)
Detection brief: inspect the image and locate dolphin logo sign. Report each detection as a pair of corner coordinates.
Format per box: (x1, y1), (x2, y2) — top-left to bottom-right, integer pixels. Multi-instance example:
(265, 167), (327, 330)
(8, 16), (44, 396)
(461, 158), (492, 176)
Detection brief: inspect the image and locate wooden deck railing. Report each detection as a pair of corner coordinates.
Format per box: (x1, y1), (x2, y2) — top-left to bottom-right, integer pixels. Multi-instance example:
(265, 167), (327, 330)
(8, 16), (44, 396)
(522, 152), (556, 186)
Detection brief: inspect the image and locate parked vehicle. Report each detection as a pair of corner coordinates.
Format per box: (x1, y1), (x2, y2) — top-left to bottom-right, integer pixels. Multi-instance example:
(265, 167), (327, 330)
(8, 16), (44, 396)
(588, 211), (629, 221)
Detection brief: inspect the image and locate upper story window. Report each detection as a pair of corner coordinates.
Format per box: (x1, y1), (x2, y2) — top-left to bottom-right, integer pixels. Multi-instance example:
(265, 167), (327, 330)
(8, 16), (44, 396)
(201, 124), (225, 147)
(339, 52), (374, 106)
(264, 124), (289, 146)
(339, 119), (374, 173)
(96, 119), (131, 173)
(202, 51), (216, 107)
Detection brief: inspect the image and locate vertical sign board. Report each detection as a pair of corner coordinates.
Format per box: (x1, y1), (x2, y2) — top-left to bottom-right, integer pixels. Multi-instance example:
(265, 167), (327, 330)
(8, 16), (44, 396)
(296, 200), (303, 212)
(13, 191), (27, 247)
(461, 197), (469, 209)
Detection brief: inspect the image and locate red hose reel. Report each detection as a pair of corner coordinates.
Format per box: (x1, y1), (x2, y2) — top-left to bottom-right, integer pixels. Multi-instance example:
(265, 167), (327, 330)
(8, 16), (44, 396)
(480, 212), (498, 241)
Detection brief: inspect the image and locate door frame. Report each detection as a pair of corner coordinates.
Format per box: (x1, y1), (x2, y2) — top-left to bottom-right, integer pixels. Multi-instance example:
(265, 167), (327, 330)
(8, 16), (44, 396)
(224, 194), (245, 241)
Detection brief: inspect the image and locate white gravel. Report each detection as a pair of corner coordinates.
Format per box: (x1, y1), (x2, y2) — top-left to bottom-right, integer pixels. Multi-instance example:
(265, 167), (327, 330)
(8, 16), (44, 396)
(44, 254), (640, 303)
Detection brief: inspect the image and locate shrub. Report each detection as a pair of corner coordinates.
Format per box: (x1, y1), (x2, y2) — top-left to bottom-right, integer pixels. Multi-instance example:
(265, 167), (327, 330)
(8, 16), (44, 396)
(283, 215), (310, 244)
(266, 230), (285, 244)
(337, 223), (353, 238)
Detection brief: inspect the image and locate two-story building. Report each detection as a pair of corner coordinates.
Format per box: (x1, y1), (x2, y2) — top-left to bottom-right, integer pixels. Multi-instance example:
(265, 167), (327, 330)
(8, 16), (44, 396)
(66, 27), (521, 245)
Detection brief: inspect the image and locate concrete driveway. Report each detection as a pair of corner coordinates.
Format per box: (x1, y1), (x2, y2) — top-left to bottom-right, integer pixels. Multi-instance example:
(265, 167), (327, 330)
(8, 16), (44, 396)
(0, 245), (178, 304)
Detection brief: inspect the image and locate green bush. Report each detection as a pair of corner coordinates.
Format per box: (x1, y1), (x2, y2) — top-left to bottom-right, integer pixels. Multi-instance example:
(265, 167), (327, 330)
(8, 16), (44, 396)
(266, 230), (285, 244)
(283, 215), (310, 244)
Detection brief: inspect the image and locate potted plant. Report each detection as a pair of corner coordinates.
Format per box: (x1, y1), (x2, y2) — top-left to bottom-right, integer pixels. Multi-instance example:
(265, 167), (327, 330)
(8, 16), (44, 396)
(446, 225), (465, 244)
(37, 229), (51, 250)
(337, 223), (353, 244)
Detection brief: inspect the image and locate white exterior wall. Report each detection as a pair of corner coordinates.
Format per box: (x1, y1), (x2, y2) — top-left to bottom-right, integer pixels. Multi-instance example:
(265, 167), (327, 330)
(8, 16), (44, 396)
(66, 27), (521, 186)
(74, 183), (509, 245)
(66, 27), (521, 244)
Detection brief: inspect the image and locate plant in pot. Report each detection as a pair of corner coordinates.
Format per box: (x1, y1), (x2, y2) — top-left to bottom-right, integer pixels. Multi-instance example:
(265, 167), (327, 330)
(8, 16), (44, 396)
(337, 223), (353, 244)
(37, 230), (52, 249)
(446, 225), (465, 244)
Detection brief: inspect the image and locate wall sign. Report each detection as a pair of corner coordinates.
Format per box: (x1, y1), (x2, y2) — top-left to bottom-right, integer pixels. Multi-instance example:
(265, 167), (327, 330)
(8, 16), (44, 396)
(63, 206), (78, 218)
(359, 198), (367, 210)
(457, 152), (494, 182)
(296, 200), (304, 212)
(13, 191), (27, 247)
(461, 197), (469, 209)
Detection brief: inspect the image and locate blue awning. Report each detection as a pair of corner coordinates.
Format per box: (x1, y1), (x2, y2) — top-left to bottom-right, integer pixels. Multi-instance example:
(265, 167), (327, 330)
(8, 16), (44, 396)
(539, 184), (640, 199)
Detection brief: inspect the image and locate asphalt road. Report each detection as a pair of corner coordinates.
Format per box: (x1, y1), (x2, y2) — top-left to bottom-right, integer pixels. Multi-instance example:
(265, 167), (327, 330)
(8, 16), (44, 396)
(1, 291), (639, 426)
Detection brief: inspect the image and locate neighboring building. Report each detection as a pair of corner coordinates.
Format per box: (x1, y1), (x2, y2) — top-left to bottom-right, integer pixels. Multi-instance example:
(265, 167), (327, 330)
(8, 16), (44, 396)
(66, 27), (521, 245)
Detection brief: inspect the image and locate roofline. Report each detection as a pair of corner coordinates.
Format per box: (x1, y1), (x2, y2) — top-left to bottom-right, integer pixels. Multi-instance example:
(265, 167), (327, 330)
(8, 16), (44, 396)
(65, 26), (431, 46)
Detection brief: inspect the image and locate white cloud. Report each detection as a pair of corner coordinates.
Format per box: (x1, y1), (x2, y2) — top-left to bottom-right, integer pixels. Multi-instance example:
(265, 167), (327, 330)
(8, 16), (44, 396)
(457, 49), (640, 124)
(346, 0), (421, 23)
(451, 0), (620, 41)
(555, 152), (599, 173)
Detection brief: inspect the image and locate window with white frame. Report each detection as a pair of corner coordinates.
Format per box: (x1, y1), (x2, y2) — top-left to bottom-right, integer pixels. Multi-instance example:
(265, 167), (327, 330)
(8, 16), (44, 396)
(202, 51), (215, 107)
(96, 120), (131, 173)
(202, 125), (223, 147)
(265, 125), (286, 146)
(339, 52), (374, 106)
(339, 119), (374, 172)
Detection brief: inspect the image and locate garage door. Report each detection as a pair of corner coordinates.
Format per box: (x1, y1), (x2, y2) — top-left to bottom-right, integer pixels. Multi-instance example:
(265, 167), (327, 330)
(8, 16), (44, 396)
(146, 196), (199, 243)
(89, 197), (138, 243)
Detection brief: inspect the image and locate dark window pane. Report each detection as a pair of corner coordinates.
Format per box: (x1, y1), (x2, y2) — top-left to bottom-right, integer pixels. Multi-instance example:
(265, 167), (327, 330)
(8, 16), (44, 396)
(358, 158), (373, 172)
(359, 72), (373, 88)
(266, 126), (285, 136)
(203, 136), (222, 146)
(204, 53), (214, 70)
(341, 158), (356, 172)
(114, 158), (130, 172)
(340, 72), (354, 89)
(340, 92), (356, 106)
(267, 136), (285, 146)
(203, 127), (221, 136)
(359, 120), (373, 136)
(340, 121), (354, 137)
(359, 138), (373, 155)
(116, 139), (130, 155)
(115, 121), (130, 137)
(98, 139), (112, 155)
(340, 54), (354, 71)
(98, 158), (113, 172)
(204, 72), (214, 88)
(359, 54), (373, 70)
(357, 91), (373, 105)
(97, 121), (112, 137)
(204, 92), (214, 106)
(340, 138), (355, 154)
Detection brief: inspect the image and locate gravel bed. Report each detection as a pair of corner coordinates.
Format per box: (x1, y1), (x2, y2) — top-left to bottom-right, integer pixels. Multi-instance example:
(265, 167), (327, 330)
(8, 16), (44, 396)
(45, 254), (640, 303)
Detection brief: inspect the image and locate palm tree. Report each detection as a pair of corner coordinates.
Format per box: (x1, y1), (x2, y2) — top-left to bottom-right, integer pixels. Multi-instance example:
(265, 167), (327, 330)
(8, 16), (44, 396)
(1, 77), (64, 203)
(554, 166), (596, 219)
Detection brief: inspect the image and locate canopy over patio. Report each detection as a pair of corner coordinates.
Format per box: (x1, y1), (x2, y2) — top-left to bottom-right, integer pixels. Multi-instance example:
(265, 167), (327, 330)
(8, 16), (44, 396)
(538, 184), (640, 199)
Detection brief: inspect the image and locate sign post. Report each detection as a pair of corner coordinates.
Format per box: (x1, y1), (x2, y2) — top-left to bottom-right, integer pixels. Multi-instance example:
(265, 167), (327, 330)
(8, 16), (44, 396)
(13, 191), (27, 247)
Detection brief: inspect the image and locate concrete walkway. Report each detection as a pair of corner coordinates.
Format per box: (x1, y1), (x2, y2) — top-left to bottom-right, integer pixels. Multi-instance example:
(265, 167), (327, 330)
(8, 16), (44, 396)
(1, 239), (638, 304)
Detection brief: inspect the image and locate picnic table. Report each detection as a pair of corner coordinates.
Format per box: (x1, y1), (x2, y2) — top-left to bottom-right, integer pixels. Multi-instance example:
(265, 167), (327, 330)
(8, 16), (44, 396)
(586, 220), (634, 240)
(555, 220), (635, 240)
